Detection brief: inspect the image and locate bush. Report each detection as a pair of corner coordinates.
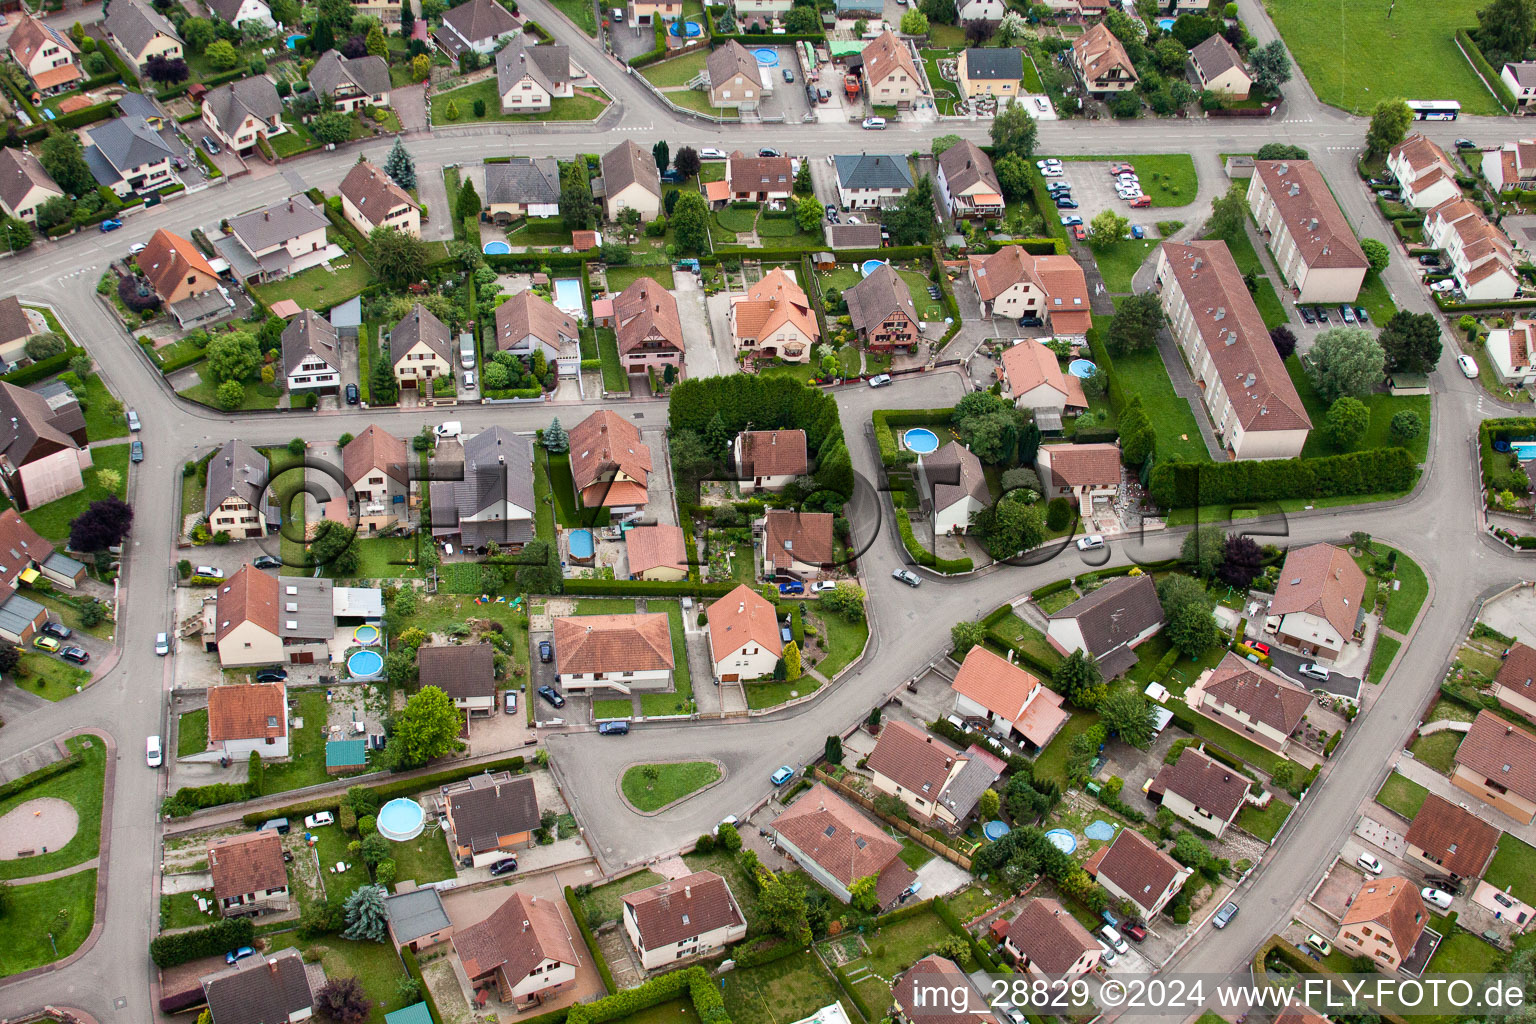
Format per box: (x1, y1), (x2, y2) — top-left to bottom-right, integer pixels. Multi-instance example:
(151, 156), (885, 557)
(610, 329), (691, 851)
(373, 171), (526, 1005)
(150, 918), (255, 967)
(1149, 448), (1420, 508)
(1045, 497), (1072, 530)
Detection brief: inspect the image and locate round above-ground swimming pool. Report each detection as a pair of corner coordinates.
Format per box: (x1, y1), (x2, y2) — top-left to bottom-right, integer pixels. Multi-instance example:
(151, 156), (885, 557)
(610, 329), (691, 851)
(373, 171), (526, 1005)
(377, 798), (425, 842)
(668, 19), (703, 35)
(353, 624), (380, 646)
(285, 33), (304, 49)
(568, 529), (595, 561)
(347, 648), (383, 680)
(983, 820), (1010, 841)
(1044, 828), (1077, 854)
(860, 259), (887, 277)
(1157, 17), (1174, 30)
(903, 428), (939, 454)
(754, 46), (779, 65)
(1084, 819), (1117, 841)
(1068, 358), (1097, 378)
(482, 240), (511, 255)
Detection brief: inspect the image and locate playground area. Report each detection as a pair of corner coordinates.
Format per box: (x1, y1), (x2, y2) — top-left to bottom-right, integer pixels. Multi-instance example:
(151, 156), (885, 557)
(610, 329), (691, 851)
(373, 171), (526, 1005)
(0, 798), (80, 860)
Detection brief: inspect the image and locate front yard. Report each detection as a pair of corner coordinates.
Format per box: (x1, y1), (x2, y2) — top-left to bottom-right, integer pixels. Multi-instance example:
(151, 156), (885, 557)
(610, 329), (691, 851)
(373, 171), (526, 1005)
(14, 652), (92, 701)
(250, 258), (374, 311)
(1485, 835), (1536, 905)
(429, 78), (610, 123)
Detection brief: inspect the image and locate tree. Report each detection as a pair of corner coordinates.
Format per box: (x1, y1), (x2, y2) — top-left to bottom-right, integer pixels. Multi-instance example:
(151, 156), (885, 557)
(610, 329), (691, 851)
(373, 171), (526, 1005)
(1152, 36), (1188, 75)
(455, 176), (480, 223)
(311, 16), (337, 53)
(757, 871), (810, 943)
(341, 885), (389, 943)
(674, 145), (700, 179)
(667, 190), (709, 254)
(989, 104), (1038, 161)
(820, 581), (867, 621)
(795, 193), (822, 232)
(794, 159), (812, 196)
(1256, 143), (1308, 161)
(145, 53), (189, 83)
(1217, 533), (1263, 589)
(1390, 409), (1423, 442)
(978, 788), (1000, 821)
(369, 356), (397, 404)
(544, 417), (569, 453)
(965, 20), (990, 45)
(388, 686), (461, 768)
(1055, 650), (1106, 709)
(67, 494), (133, 552)
(381, 139), (417, 192)
(365, 24), (387, 56)
(1087, 209), (1129, 250)
(1365, 98), (1412, 156)
(1474, 0), (1536, 64)
(1306, 326), (1386, 402)
(1181, 524), (1226, 579)
(316, 977), (372, 1024)
(182, 16), (216, 52)
(23, 332), (66, 361)
(1157, 573), (1221, 658)
(205, 39), (240, 69)
(0, 641), (18, 675)
(0, 216), (32, 253)
(216, 380), (245, 410)
(921, 0), (956, 20)
(361, 832), (389, 865)
(848, 874), (880, 911)
(38, 131), (94, 197)
(993, 152), (1032, 202)
(1377, 310), (1443, 374)
(368, 226), (430, 287)
(1100, 690), (1156, 747)
(1106, 291), (1164, 354)
(206, 330), (261, 383)
(1248, 38), (1291, 94)
(953, 390), (1017, 463)
(1324, 396), (1370, 451)
(885, 175), (937, 247)
(900, 7), (928, 32)
(309, 110), (352, 145)
(825, 734), (843, 764)
(951, 619), (986, 654)
(1270, 324), (1297, 359)
(783, 640), (802, 680)
(652, 139), (670, 175)
(1359, 237), (1390, 274)
(784, 5), (818, 31)
(1206, 181), (1248, 240)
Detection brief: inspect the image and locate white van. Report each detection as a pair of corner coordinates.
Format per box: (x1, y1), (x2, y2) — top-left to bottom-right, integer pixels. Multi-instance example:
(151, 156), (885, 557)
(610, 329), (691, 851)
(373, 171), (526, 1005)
(147, 735), (163, 768)
(435, 421), (462, 439)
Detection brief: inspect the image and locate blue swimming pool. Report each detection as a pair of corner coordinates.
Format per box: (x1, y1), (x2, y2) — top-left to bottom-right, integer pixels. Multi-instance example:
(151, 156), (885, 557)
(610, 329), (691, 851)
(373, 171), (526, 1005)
(347, 648), (383, 680)
(668, 19), (703, 35)
(482, 240), (511, 255)
(1084, 819), (1116, 841)
(861, 259), (886, 277)
(754, 47), (779, 66)
(569, 529), (594, 560)
(285, 33), (304, 49)
(1044, 828), (1077, 854)
(1514, 442), (1536, 461)
(1157, 17), (1174, 30)
(553, 277), (583, 316)
(377, 798), (425, 841)
(904, 428), (939, 454)
(1068, 358), (1097, 378)
(983, 820), (1010, 841)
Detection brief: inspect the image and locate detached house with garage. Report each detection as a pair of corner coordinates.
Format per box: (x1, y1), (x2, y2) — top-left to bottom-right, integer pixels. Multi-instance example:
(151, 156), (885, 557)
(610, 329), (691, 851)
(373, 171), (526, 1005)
(280, 310), (341, 397)
(1036, 443), (1121, 517)
(0, 299), (34, 368)
(434, 0), (519, 56)
(729, 267), (819, 364)
(1083, 828), (1191, 919)
(1004, 899), (1102, 979)
(419, 643), (498, 717)
(968, 244), (1091, 332)
(1404, 793), (1500, 880)
(428, 426), (535, 549)
(104, 0), (182, 74)
(998, 339), (1087, 417)
(552, 612), (674, 694)
(623, 871), (747, 969)
(1484, 139), (1536, 190)
(862, 31), (924, 106)
(201, 77), (286, 156)
(1189, 34), (1250, 99)
(1188, 652), (1314, 755)
(208, 831), (290, 917)
(207, 567), (335, 667)
(706, 584), (782, 682)
(1484, 319), (1536, 387)
(734, 428), (808, 493)
(342, 426), (410, 535)
(204, 439), (270, 540)
(494, 290), (579, 372)
(833, 153), (913, 211)
(569, 409), (650, 511)
(201, 949), (316, 1024)
(339, 159), (420, 239)
(0, 148), (62, 226)
(204, 682), (290, 759)
(1387, 134), (1461, 210)
(1046, 573), (1163, 677)
(390, 303), (454, 390)
(1072, 22), (1137, 96)
(0, 509), (84, 644)
(725, 152), (794, 203)
(206, 0), (275, 30)
(1451, 710), (1536, 823)
(598, 141), (663, 223)
(614, 277), (685, 377)
(443, 772), (538, 860)
(0, 381), (89, 511)
(7, 15), (80, 94)
(761, 509), (835, 582)
(455, 891), (581, 1007)
(137, 228), (227, 327)
(495, 40), (572, 114)
(309, 49), (390, 111)
(771, 783), (917, 908)
(1267, 542), (1366, 661)
(1150, 746), (1249, 839)
(866, 720), (1005, 829)
(708, 41), (765, 110)
(1493, 641), (1536, 726)
(485, 158), (561, 222)
(1335, 877), (1427, 971)
(949, 644), (1067, 752)
(894, 957), (994, 1024)
(219, 196), (334, 284)
(1247, 160), (1369, 303)
(846, 263), (920, 351)
(916, 441), (988, 537)
(385, 888), (454, 954)
(936, 140), (1003, 221)
(957, 47), (1022, 99)
(86, 115), (175, 197)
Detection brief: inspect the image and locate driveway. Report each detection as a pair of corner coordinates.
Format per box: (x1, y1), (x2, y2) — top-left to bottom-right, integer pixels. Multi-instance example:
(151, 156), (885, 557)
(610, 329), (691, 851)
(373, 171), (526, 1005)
(674, 271), (723, 379)
(392, 84), (429, 132)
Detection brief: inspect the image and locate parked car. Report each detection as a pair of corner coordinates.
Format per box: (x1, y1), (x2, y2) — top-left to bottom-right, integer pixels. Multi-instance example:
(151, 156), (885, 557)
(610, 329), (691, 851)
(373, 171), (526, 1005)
(252, 555), (282, 569)
(892, 568), (921, 587)
(1108, 162), (1134, 174)
(1131, 225), (1145, 239)
(1357, 852), (1384, 875)
(463, 370), (476, 390)
(1054, 197), (1079, 209)
(1297, 662), (1330, 682)
(155, 632), (170, 656)
(1076, 535), (1105, 550)
(778, 580), (805, 595)
(127, 409), (141, 431)
(1095, 941), (1118, 965)
(1354, 306), (1370, 323)
(782, 68), (794, 83)
(758, 147), (781, 157)
(489, 856), (519, 875)
(41, 621), (71, 640)
(1017, 315), (1043, 327)
(32, 636), (60, 652)
(1306, 933), (1333, 956)
(1430, 279), (1459, 293)
(537, 685), (566, 708)
(771, 765), (795, 785)
(225, 947), (256, 965)
(99, 218), (122, 232)
(1422, 887), (1454, 910)
(1060, 215), (1083, 226)
(597, 720), (629, 735)
(260, 818), (290, 835)
(129, 242), (147, 255)
(1099, 925), (1128, 954)
(147, 735), (163, 768)
(305, 812), (336, 828)
(195, 565), (225, 579)
(435, 421), (462, 438)
(1129, 195), (1152, 208)
(1123, 922), (1147, 942)
(1039, 165), (1064, 177)
(1300, 305), (1317, 324)
(1036, 159), (1062, 170)
(1315, 306), (1330, 323)
(538, 640), (553, 663)
(862, 117), (886, 129)
(1456, 138), (1477, 149)
(868, 373), (892, 387)
(345, 383), (359, 405)
(811, 580), (838, 593)
(700, 147), (727, 160)
(1458, 354), (1479, 378)
(1340, 305), (1356, 323)
(131, 440), (144, 463)
(504, 689), (518, 714)
(1073, 224), (1087, 241)
(1212, 901), (1239, 929)
(60, 646), (93, 663)
(1418, 254), (1443, 267)
(1250, 640), (1271, 655)
(202, 135), (222, 155)
(1424, 874), (1464, 895)
(256, 668), (288, 682)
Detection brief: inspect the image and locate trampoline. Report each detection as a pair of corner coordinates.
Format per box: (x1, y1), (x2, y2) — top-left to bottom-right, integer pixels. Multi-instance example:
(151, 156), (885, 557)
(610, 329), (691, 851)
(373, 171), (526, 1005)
(983, 820), (1010, 841)
(860, 259), (887, 277)
(482, 241), (511, 255)
(668, 19), (703, 35)
(1044, 828), (1077, 854)
(353, 624), (380, 646)
(1084, 820), (1116, 841)
(1068, 359), (1097, 378)
(285, 33), (304, 49)
(377, 798), (425, 842)
(754, 46), (779, 66)
(347, 648), (383, 681)
(569, 529), (595, 561)
(903, 428), (939, 454)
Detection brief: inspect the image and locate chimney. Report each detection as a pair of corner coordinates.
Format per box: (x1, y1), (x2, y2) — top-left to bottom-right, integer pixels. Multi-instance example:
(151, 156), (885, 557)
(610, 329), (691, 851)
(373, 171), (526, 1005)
(269, 958), (280, 976)
(685, 885), (692, 898)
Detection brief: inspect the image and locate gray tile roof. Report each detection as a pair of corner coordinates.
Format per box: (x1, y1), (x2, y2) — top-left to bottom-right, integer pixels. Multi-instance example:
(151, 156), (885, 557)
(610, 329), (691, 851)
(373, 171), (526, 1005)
(707, 39), (758, 88)
(204, 75), (282, 135)
(825, 222), (882, 248)
(448, 773), (538, 853)
(115, 90), (164, 122)
(484, 157), (560, 207)
(228, 194), (326, 254)
(0, 297), (29, 348)
(1190, 33), (1243, 82)
(390, 303), (453, 366)
(1507, 61), (1536, 87)
(309, 49), (390, 100)
(0, 591), (44, 639)
(922, 440), (988, 514)
(845, 262), (917, 334)
(0, 380), (82, 468)
(84, 145), (119, 189)
(418, 642), (496, 699)
(280, 309), (339, 378)
(88, 116), (174, 177)
(495, 39), (568, 98)
(600, 140), (661, 203)
(428, 427), (534, 546)
(834, 153), (913, 192)
(104, 0), (181, 59)
(938, 139), (1000, 197)
(205, 0), (269, 23)
(962, 47), (1022, 82)
(937, 744), (1005, 820)
(205, 439), (267, 518)
(1049, 574), (1163, 660)
(440, 0), (518, 46)
(201, 949), (314, 1024)
(385, 888), (453, 944)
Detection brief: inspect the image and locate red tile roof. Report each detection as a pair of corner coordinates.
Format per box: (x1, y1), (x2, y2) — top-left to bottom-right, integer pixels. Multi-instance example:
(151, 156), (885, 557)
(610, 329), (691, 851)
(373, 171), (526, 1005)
(706, 584), (783, 660)
(621, 871), (744, 949)
(866, 720), (961, 800)
(1006, 898), (1099, 974)
(569, 409), (651, 506)
(762, 510), (835, 570)
(1454, 710), (1536, 804)
(552, 613), (674, 675)
(207, 683), (287, 744)
(738, 429), (809, 479)
(1200, 652), (1313, 736)
(625, 524), (688, 578)
(454, 891), (580, 986)
(893, 956), (992, 1024)
(0, 507), (53, 590)
(1252, 160), (1368, 270)
(1269, 543), (1368, 640)
(1340, 876), (1426, 955)
(771, 783), (911, 895)
(1404, 793), (1499, 877)
(1088, 828), (1187, 915)
(1153, 746), (1248, 822)
(208, 830), (287, 901)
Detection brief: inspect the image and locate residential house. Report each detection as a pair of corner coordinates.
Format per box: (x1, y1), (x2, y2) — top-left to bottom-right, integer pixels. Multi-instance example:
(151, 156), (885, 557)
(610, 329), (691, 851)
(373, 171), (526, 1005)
(339, 159), (420, 239)
(936, 140), (1003, 220)
(598, 140), (662, 222)
(207, 831), (290, 917)
(1189, 652), (1314, 755)
(956, 47), (1021, 98)
(734, 428), (808, 493)
(340, 426), (409, 534)
(736, 0), (792, 18)
(0, 148), (62, 225)
(485, 158), (561, 222)
(7, 15), (80, 94)
(428, 426), (535, 549)
(998, 339), (1087, 415)
(495, 40), (572, 113)
(205, 0), (275, 30)
(206, 567), (336, 667)
(866, 719), (1005, 828)
(1189, 34), (1250, 99)
(916, 441), (988, 537)
(205, 682), (290, 759)
(1247, 160), (1369, 303)
(0, 297), (37, 367)
(568, 409), (651, 511)
(833, 153), (913, 210)
(1404, 793), (1499, 880)
(1387, 133), (1461, 210)
(103, 0), (182, 74)
(622, 871), (747, 969)
(0, 380), (91, 510)
(385, 887), (455, 953)
(614, 276), (685, 376)
(493, 289), (579, 373)
(862, 31), (924, 106)
(1494, 641), (1536, 726)
(443, 772), (540, 860)
(1046, 573), (1163, 678)
(435, 0), (519, 56)
(1071, 22), (1137, 95)
(1003, 899), (1101, 979)
(706, 583), (782, 682)
(85, 116), (174, 197)
(137, 228), (227, 327)
(1335, 877), (1427, 970)
(1503, 63), (1536, 113)
(1083, 828), (1191, 919)
(1150, 746), (1249, 839)
(1450, 710), (1536, 823)
(729, 268), (819, 364)
(1154, 241), (1312, 459)
(1036, 443), (1121, 517)
(708, 41), (765, 110)
(770, 783), (918, 908)
(761, 509), (835, 582)
(552, 612), (674, 693)
(1485, 320), (1536, 387)
(967, 244), (1092, 332)
(419, 643), (498, 716)
(955, 0), (1005, 19)
(1424, 195), (1520, 301)
(390, 303), (454, 389)
(200, 948), (315, 1024)
(949, 644), (1067, 751)
(1482, 139), (1536, 190)
(725, 152), (793, 203)
(310, 49), (391, 112)
(201, 77), (286, 156)
(893, 957), (993, 1024)
(280, 310), (341, 397)
(825, 222), (883, 249)
(218, 195), (333, 284)
(1268, 542), (1366, 660)
(204, 439), (270, 539)
(625, 524), (689, 581)
(846, 263), (920, 351)
(352, 0), (404, 25)
(454, 891), (581, 1006)
(630, 0), (682, 24)
(0, 508), (84, 643)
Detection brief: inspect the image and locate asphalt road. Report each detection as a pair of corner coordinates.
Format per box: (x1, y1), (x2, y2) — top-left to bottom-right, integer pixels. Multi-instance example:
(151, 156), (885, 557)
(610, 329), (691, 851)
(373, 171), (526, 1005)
(0, 0), (1531, 1017)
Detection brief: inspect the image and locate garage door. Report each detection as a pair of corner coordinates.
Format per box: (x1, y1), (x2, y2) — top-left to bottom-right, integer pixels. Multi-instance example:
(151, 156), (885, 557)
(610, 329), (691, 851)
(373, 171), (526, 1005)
(721, 674), (738, 682)
(290, 652), (314, 664)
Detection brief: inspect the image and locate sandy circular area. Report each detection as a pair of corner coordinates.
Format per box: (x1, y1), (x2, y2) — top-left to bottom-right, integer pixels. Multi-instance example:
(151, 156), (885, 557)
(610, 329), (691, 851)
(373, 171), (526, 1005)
(0, 797), (79, 859)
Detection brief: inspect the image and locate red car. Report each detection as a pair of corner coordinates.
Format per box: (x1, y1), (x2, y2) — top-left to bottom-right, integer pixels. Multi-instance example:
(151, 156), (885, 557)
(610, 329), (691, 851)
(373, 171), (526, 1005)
(1108, 162), (1135, 175)
(1129, 195), (1152, 208)
(1123, 922), (1148, 942)
(1250, 641), (1271, 656)
(1073, 224), (1087, 241)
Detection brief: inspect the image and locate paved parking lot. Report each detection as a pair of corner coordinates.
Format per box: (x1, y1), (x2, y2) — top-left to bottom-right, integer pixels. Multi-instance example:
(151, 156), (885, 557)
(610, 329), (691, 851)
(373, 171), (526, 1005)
(1044, 161), (1156, 237)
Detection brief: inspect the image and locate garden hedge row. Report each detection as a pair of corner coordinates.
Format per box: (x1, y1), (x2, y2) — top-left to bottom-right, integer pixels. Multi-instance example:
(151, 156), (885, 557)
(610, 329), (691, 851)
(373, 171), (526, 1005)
(149, 917), (255, 967)
(892, 499), (972, 573)
(565, 965), (725, 1024)
(238, 755), (528, 826)
(1147, 447), (1419, 508)
(3, 346), (85, 387)
(1029, 578), (1073, 600)
(562, 578), (737, 598)
(1436, 293), (1536, 311)
(0, 749), (82, 803)
(1375, 196), (1421, 222)
(565, 886), (617, 993)
(1252, 937), (1410, 1024)
(872, 406), (955, 469)
(1456, 29), (1518, 112)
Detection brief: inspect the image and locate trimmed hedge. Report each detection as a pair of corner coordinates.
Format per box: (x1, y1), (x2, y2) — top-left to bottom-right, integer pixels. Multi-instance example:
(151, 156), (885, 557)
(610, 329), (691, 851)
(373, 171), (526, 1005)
(239, 755), (528, 826)
(565, 885), (616, 993)
(150, 917), (255, 967)
(732, 938), (805, 968)
(562, 578), (737, 597)
(1028, 166), (1070, 243)
(872, 406), (954, 469)
(1030, 579), (1072, 600)
(1456, 29), (1517, 112)
(565, 965), (723, 1024)
(0, 749), (82, 802)
(894, 502), (973, 573)
(3, 346), (85, 387)
(1148, 448), (1420, 508)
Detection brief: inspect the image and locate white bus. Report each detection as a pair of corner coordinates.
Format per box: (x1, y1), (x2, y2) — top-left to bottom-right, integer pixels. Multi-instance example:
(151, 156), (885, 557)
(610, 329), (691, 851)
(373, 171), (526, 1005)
(1406, 100), (1462, 121)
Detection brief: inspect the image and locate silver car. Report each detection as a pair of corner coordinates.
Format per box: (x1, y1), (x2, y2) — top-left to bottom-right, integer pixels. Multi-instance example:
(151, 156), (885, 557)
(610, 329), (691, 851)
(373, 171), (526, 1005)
(155, 632), (170, 656)
(892, 568), (921, 587)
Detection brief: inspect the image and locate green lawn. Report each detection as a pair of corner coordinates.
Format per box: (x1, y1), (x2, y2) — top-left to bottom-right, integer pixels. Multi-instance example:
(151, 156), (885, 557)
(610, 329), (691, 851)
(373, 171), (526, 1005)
(1037, 587), (1081, 615)
(386, 828), (457, 885)
(1047, 154), (1197, 207)
(1486, 836), (1536, 905)
(1356, 270), (1398, 324)
(715, 207), (758, 234)
(593, 698), (633, 719)
(1261, 0), (1499, 116)
(548, 0), (598, 33)
(1216, 226), (1289, 330)
(1426, 930), (1503, 974)
(160, 890), (217, 931)
(988, 615), (1063, 673)
(178, 708), (209, 757)
(310, 820), (371, 897)
(1285, 357), (1432, 463)
(0, 735), (104, 880)
(811, 606), (869, 679)
(606, 263), (674, 291)
(641, 50), (709, 88)
(579, 868), (665, 926)
(342, 536), (424, 580)
(620, 761), (721, 811)
(261, 690), (365, 794)
(723, 950), (857, 1024)
(179, 366), (283, 411)
(1382, 547), (1428, 632)
(897, 836), (936, 870)
(1034, 709), (1102, 786)
(666, 88), (731, 115)
(1408, 730), (1462, 775)
(271, 934), (412, 1024)
(0, 869), (96, 976)
(23, 443), (131, 543)
(547, 451), (607, 526)
(80, 374), (129, 441)
(15, 652), (92, 701)
(896, 269), (946, 322)
(1105, 341), (1211, 464)
(837, 908), (967, 1017)
(30, 591), (112, 640)
(638, 600), (693, 717)
(430, 78), (609, 122)
(1368, 636), (1402, 685)
(250, 258), (374, 311)
(1235, 796), (1292, 842)
(596, 328), (628, 392)
(745, 675), (824, 709)
(1093, 237), (1159, 294)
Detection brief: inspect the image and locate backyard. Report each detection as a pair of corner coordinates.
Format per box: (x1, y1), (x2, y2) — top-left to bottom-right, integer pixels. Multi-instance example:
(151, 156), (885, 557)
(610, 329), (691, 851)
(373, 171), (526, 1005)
(579, 867), (665, 927)
(178, 708), (210, 758)
(640, 50), (709, 88)
(832, 907), (966, 1017)
(271, 934), (413, 1024)
(619, 761), (721, 811)
(1485, 835), (1536, 905)
(1407, 730), (1462, 775)
(1098, 329), (1211, 463)
(722, 950), (857, 1024)
(250, 259), (374, 311)
(639, 599), (694, 716)
(23, 443), (131, 542)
